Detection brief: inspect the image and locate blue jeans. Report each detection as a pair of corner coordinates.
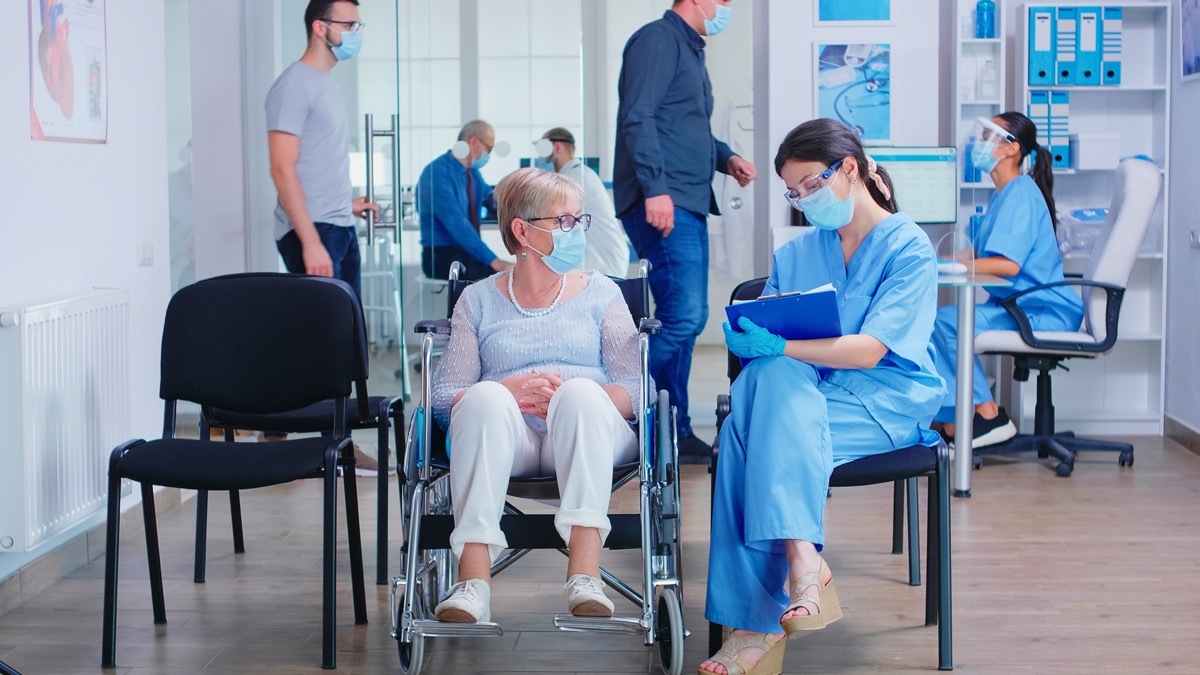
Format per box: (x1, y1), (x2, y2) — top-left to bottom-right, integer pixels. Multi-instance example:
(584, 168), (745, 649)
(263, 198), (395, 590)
(621, 204), (708, 437)
(277, 222), (362, 297)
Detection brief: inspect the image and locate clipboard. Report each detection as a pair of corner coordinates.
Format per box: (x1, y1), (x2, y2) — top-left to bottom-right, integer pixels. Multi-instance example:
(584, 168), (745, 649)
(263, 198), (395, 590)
(724, 286), (843, 342)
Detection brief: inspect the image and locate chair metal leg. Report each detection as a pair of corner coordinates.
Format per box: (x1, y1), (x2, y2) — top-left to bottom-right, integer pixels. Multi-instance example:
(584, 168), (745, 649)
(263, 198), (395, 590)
(193, 490), (208, 583)
(229, 490), (246, 553)
(342, 444), (369, 625)
(906, 477), (921, 587)
(0, 659), (21, 675)
(101, 467), (123, 668)
(141, 483), (167, 625)
(322, 448), (338, 670)
(936, 466), (953, 670)
(925, 474), (938, 628)
(375, 400), (391, 585)
(891, 480), (904, 554)
(708, 442), (723, 659)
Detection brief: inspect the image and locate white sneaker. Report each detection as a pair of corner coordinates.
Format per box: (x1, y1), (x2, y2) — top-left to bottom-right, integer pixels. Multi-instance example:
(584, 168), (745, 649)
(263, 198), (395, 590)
(564, 574), (614, 617)
(435, 578), (491, 623)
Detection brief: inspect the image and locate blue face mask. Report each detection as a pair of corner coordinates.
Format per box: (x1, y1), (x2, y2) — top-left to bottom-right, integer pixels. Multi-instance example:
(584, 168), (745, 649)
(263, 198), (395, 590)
(330, 30), (362, 60)
(532, 156), (555, 172)
(971, 139), (1002, 174)
(528, 225), (587, 275)
(795, 174), (855, 231)
(704, 0), (732, 36)
(471, 151), (490, 170)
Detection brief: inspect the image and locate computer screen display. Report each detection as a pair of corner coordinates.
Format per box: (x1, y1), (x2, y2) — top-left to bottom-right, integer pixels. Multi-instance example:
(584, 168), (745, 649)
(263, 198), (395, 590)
(865, 147), (958, 224)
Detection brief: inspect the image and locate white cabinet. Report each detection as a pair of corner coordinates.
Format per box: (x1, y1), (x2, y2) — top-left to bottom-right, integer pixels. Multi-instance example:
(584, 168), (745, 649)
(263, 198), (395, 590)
(953, 0), (1007, 230)
(1014, 1), (1171, 435)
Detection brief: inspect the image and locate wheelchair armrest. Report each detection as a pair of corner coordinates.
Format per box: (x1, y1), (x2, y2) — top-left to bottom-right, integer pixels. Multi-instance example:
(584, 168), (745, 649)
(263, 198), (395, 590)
(997, 279), (1125, 353)
(639, 318), (662, 335)
(715, 394), (730, 433)
(414, 319), (451, 335)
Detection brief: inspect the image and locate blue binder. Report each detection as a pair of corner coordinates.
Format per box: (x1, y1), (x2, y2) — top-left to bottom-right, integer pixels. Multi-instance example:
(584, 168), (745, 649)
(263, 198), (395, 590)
(1027, 90), (1051, 146)
(724, 288), (843, 344)
(1028, 7), (1056, 85)
(1049, 91), (1071, 169)
(1102, 6), (1123, 85)
(1076, 7), (1102, 85)
(1055, 7), (1078, 85)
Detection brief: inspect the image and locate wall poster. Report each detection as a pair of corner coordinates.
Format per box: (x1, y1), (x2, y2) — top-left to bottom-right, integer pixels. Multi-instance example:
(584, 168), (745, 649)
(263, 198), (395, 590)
(29, 0), (108, 143)
(815, 43), (892, 143)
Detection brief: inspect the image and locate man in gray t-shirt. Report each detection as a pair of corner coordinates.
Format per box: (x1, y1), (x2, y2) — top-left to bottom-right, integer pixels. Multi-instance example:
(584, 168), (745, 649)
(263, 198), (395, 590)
(266, 0), (376, 295)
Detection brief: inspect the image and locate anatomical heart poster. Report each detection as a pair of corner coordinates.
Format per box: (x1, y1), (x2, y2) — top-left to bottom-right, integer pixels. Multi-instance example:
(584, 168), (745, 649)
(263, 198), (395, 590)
(29, 0), (107, 143)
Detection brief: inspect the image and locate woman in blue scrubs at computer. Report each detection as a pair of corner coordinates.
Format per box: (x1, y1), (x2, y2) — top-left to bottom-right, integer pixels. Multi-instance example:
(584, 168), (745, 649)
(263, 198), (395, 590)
(931, 112), (1083, 447)
(701, 119), (944, 675)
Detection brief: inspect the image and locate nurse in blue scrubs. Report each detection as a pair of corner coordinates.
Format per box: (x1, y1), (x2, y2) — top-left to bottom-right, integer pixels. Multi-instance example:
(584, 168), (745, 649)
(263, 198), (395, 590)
(701, 119), (945, 675)
(931, 113), (1083, 447)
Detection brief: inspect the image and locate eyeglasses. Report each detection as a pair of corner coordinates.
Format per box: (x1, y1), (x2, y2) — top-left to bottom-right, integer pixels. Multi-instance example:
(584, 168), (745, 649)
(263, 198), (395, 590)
(322, 19), (364, 32)
(784, 158), (844, 207)
(525, 214), (592, 232)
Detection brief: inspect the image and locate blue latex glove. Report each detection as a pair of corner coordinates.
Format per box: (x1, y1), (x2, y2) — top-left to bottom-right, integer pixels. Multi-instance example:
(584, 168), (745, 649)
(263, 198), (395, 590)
(723, 316), (786, 359)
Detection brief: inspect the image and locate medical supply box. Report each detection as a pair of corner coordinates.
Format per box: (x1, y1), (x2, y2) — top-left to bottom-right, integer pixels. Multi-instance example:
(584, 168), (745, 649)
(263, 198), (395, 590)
(1068, 132), (1120, 171)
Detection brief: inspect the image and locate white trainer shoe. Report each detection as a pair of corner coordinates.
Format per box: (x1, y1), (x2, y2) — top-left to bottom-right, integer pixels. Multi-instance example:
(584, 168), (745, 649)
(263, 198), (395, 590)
(564, 574), (614, 617)
(435, 578), (491, 623)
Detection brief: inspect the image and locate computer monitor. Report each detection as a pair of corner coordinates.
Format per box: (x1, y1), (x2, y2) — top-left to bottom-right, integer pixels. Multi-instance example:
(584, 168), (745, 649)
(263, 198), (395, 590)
(519, 156), (601, 174)
(865, 147), (958, 225)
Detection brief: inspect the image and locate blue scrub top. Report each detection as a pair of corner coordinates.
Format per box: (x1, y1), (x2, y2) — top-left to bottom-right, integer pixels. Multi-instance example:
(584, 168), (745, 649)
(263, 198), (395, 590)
(766, 213), (945, 447)
(970, 174), (1083, 328)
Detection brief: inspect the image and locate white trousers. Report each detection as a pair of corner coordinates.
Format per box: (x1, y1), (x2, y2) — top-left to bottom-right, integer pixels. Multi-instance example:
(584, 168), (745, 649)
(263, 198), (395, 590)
(447, 378), (638, 562)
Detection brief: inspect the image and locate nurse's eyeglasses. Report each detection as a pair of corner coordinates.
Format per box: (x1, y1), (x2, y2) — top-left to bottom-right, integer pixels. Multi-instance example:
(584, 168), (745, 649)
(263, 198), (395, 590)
(525, 214), (592, 232)
(784, 158), (845, 207)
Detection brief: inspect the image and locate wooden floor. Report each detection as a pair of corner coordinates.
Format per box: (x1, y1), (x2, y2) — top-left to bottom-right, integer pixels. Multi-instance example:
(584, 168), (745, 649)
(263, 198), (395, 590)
(3, 432), (1200, 674)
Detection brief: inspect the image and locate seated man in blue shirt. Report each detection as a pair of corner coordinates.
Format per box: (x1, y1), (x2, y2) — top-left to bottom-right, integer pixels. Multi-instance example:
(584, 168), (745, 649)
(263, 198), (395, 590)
(417, 120), (514, 280)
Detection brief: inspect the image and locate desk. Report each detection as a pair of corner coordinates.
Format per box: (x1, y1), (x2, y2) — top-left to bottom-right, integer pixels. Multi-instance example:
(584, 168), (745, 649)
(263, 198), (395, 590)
(938, 273), (1011, 498)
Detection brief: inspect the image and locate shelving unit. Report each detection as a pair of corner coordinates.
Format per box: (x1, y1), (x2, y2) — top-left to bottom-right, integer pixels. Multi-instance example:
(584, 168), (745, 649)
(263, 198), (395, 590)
(1014, 1), (1171, 436)
(952, 0), (1007, 237)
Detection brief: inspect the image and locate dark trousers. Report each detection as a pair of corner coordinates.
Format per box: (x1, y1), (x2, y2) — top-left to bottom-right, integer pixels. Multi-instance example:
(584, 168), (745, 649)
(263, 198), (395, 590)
(621, 204), (709, 437)
(421, 245), (494, 281)
(277, 222), (362, 297)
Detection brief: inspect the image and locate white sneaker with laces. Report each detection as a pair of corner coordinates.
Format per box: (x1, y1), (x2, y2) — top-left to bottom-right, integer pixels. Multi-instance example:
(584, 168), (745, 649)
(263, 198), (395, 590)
(564, 574), (614, 617)
(435, 578), (491, 623)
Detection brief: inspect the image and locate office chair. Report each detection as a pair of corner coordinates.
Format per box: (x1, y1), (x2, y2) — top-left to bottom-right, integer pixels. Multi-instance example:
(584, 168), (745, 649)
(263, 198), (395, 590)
(709, 277), (953, 671)
(974, 157), (1160, 476)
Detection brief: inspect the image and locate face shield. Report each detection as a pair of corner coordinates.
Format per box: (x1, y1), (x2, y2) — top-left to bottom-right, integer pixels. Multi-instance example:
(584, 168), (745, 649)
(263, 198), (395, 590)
(970, 117), (1016, 172)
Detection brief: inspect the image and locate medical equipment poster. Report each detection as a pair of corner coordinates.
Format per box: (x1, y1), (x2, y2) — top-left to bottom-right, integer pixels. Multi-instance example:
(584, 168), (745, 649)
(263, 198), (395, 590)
(816, 44), (891, 143)
(28, 0), (108, 143)
(816, 0), (890, 24)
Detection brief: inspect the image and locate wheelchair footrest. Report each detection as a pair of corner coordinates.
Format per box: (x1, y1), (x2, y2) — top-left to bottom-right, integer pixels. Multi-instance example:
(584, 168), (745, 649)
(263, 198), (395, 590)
(416, 514), (643, 551)
(553, 614), (648, 635)
(410, 619), (504, 638)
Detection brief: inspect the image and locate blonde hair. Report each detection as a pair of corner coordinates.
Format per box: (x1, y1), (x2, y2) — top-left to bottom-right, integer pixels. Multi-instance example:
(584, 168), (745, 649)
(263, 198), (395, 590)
(494, 168), (585, 254)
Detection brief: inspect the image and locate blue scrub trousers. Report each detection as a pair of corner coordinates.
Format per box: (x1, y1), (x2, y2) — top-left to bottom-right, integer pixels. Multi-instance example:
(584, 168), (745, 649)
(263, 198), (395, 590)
(930, 303), (1020, 423)
(705, 357), (913, 634)
(621, 204), (708, 437)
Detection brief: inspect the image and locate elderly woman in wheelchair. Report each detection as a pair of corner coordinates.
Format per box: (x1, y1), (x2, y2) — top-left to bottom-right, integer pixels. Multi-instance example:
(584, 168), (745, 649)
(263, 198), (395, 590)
(427, 167), (646, 623)
(700, 120), (945, 675)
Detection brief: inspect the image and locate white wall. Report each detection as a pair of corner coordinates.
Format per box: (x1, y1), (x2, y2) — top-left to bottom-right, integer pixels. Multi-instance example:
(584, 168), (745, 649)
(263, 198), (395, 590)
(0, 1), (171, 442)
(1166, 5), (1200, 433)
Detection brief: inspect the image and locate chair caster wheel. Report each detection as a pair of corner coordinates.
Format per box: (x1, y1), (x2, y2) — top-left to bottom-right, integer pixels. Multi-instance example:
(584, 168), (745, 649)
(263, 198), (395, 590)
(1055, 462), (1073, 478)
(972, 456), (982, 470)
(1119, 451), (1133, 467)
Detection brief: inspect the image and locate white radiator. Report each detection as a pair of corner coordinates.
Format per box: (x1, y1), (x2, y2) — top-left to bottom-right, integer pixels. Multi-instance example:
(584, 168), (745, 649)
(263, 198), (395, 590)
(0, 289), (130, 553)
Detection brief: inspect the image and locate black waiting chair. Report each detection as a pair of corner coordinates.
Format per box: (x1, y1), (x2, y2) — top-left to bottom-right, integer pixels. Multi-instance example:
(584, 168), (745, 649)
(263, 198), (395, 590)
(101, 274), (368, 671)
(709, 277), (952, 671)
(973, 158), (1158, 476)
(198, 273), (403, 585)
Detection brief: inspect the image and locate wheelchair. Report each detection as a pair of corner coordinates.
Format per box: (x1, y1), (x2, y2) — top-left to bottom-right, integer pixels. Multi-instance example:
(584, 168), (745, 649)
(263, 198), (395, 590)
(391, 261), (687, 675)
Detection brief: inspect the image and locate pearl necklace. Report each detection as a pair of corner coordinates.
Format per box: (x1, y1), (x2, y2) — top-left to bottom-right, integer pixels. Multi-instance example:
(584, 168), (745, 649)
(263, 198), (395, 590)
(507, 268), (566, 318)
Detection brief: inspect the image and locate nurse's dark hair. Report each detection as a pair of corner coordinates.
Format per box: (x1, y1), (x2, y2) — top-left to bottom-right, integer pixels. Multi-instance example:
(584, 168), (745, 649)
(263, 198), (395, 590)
(773, 118), (899, 214)
(995, 111), (1058, 230)
(304, 0), (359, 40)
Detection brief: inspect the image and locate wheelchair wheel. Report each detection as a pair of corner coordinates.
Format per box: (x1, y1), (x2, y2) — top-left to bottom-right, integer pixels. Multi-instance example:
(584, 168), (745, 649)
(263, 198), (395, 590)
(397, 564), (436, 674)
(653, 391), (682, 579)
(655, 586), (684, 675)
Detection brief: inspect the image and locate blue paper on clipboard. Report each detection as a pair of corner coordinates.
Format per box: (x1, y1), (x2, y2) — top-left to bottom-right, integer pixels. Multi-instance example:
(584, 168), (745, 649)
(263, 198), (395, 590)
(724, 285), (843, 343)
